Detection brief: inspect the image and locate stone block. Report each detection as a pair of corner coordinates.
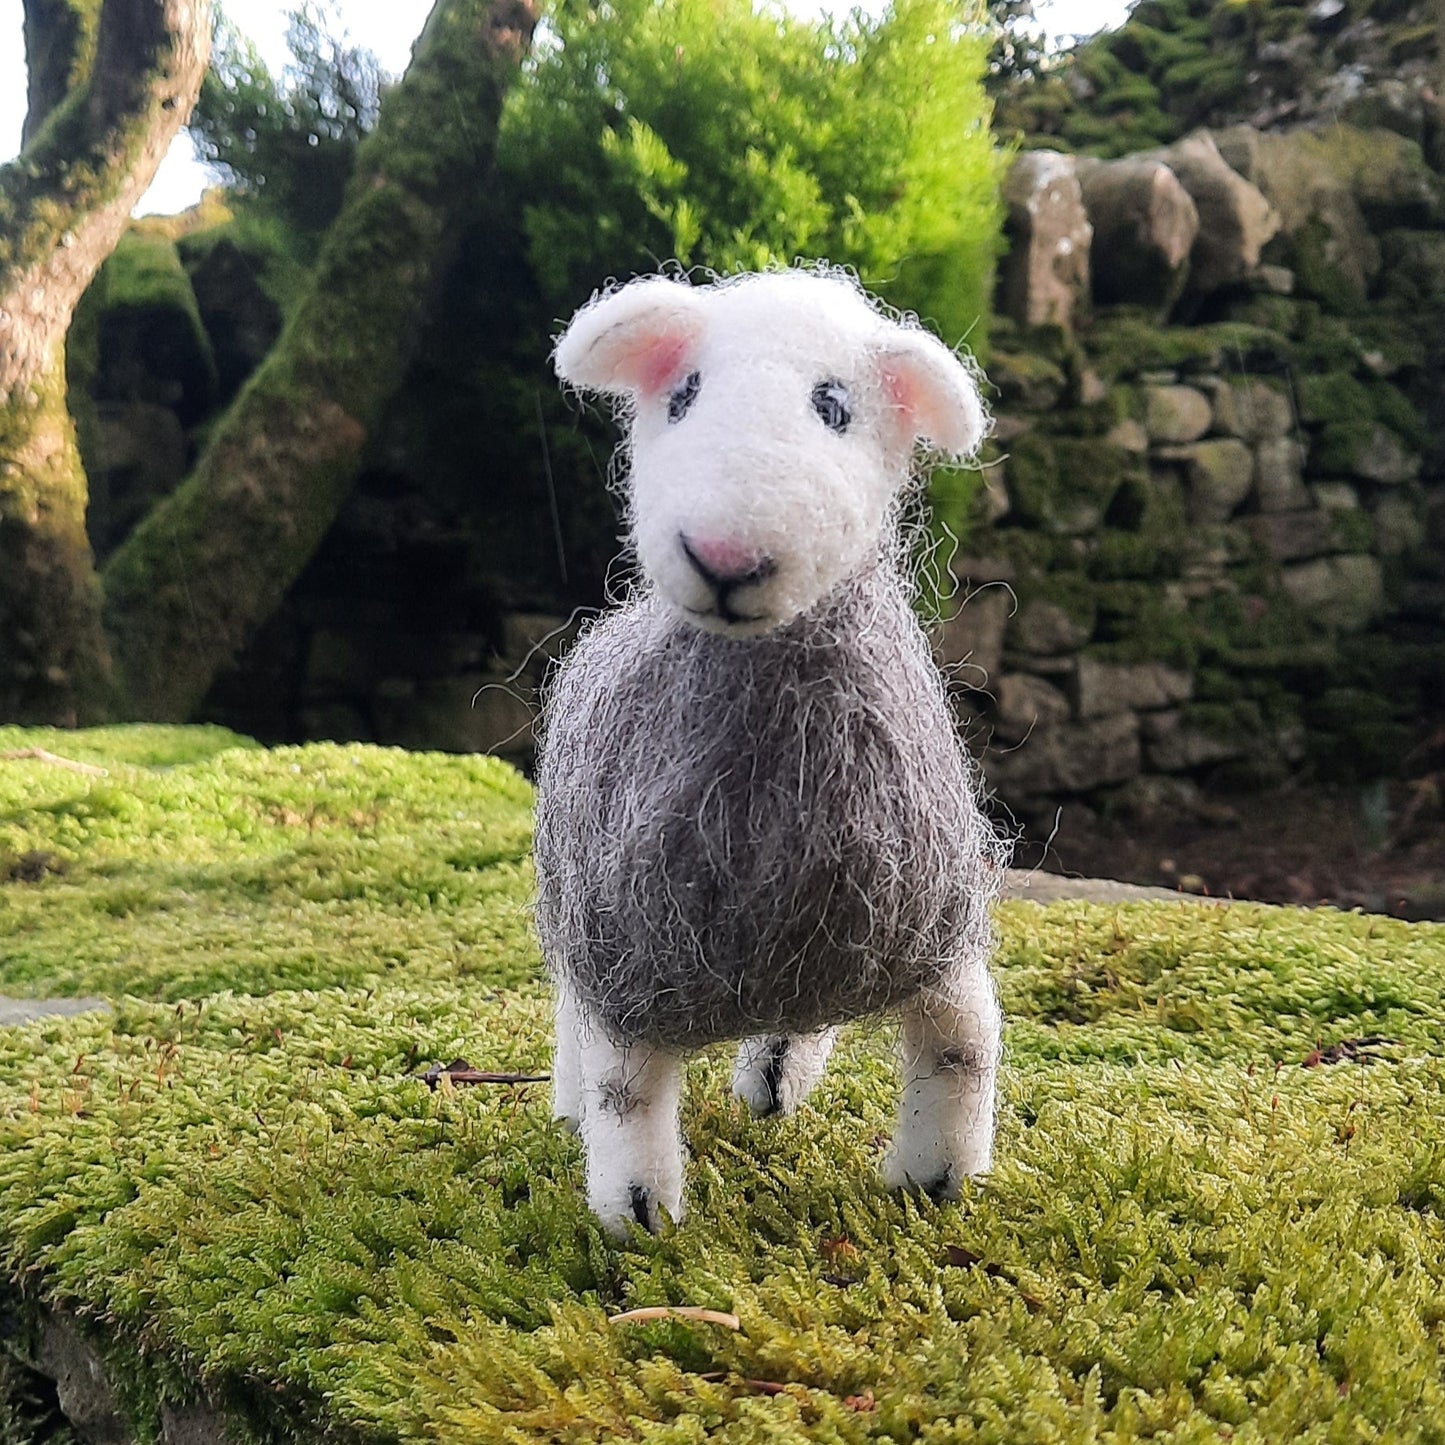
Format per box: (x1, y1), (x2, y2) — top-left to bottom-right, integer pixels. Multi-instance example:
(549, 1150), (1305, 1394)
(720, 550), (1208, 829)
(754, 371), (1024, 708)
(1312, 481), (1361, 511)
(984, 711), (1141, 796)
(87, 401), (188, 559)
(1074, 657), (1193, 719)
(500, 613), (577, 670)
(1352, 426), (1420, 485)
(1145, 384), (1212, 443)
(990, 350), (1068, 409)
(1078, 155), (1198, 310)
(992, 672), (1071, 745)
(1243, 510), (1335, 562)
(1252, 437), (1309, 511)
(1000, 150), (1093, 331)
(1010, 597), (1092, 655)
(305, 629), (489, 693)
(1212, 379), (1294, 443)
(1169, 439), (1254, 522)
(299, 702), (373, 743)
(32, 1309), (131, 1444)
(937, 586), (1011, 688)
(1160, 131), (1281, 296)
(1143, 709), (1248, 771)
(1280, 554), (1385, 630)
(1104, 773), (1209, 821)
(375, 674), (536, 758)
(1106, 417), (1150, 454)
(1216, 125), (1380, 302)
(1372, 494), (1426, 555)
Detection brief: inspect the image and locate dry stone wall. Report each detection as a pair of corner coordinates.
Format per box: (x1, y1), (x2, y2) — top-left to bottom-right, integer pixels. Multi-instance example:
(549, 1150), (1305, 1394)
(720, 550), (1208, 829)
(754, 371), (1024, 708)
(64, 79), (1444, 819)
(969, 116), (1444, 823)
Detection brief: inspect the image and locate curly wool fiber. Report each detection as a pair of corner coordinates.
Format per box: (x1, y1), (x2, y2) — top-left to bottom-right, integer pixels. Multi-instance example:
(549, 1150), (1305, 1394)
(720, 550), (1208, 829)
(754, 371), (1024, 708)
(535, 559), (1006, 1048)
(539, 267), (1005, 1232)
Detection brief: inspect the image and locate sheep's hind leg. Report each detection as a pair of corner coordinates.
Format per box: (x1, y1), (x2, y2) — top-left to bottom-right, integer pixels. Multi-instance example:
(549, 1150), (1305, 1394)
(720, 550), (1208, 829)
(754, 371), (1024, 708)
(733, 1029), (838, 1117)
(883, 964), (1001, 1201)
(576, 1003), (685, 1236)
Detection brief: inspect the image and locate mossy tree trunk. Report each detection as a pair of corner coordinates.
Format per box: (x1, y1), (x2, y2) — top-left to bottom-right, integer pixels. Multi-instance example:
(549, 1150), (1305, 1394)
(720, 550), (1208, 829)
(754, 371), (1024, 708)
(0, 0), (210, 723)
(101, 0), (538, 721)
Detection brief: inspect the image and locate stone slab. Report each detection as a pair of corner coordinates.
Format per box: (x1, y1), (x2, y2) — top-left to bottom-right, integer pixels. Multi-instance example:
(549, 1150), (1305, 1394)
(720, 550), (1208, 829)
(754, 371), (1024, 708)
(0, 997), (111, 1026)
(1001, 870), (1220, 905)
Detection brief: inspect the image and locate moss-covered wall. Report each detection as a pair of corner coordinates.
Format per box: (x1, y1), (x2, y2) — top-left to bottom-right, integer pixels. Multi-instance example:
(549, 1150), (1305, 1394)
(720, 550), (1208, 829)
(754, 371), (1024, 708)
(58, 0), (1445, 820)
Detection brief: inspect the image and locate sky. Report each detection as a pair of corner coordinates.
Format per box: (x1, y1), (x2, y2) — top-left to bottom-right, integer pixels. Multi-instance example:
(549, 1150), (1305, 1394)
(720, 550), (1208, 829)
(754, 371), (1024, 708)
(0, 0), (1131, 216)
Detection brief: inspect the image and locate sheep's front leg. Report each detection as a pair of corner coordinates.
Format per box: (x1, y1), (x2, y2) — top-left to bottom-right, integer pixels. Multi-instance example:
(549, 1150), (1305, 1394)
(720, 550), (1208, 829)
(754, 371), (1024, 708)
(733, 1029), (838, 1116)
(883, 966), (1001, 1200)
(551, 977), (582, 1131)
(576, 1005), (685, 1236)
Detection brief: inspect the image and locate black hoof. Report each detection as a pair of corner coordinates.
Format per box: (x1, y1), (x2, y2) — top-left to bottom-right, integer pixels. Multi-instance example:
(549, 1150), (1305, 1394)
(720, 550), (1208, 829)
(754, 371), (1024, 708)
(628, 1184), (653, 1230)
(920, 1167), (955, 1204)
(757, 1038), (789, 1117)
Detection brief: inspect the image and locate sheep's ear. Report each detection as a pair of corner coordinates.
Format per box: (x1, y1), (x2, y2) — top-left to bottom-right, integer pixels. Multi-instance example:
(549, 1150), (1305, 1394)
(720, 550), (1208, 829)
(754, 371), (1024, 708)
(874, 328), (987, 458)
(554, 278), (707, 397)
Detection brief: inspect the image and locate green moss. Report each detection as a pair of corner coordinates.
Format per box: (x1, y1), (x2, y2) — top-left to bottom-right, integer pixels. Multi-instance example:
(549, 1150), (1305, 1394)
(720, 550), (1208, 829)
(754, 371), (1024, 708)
(1296, 370), (1373, 427)
(0, 732), (534, 999)
(1190, 586), (1318, 667)
(987, 349), (1067, 409)
(101, 233), (204, 326)
(1310, 420), (1379, 477)
(1086, 311), (1290, 379)
(1029, 569), (1099, 631)
(987, 526), (1075, 576)
(176, 212), (312, 319)
(1157, 54), (1246, 114)
(1290, 217), (1366, 314)
(1330, 506), (1377, 554)
(1311, 126), (1443, 226)
(1, 732), (1445, 1440)
(1369, 380), (1428, 449)
(1089, 580), (1198, 667)
(1387, 23), (1437, 63)
(1006, 434), (1134, 536)
(1305, 687), (1414, 781)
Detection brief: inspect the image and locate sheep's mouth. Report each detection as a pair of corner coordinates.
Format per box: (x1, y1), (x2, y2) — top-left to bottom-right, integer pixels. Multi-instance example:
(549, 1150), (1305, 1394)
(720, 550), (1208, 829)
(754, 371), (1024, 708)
(682, 601), (769, 628)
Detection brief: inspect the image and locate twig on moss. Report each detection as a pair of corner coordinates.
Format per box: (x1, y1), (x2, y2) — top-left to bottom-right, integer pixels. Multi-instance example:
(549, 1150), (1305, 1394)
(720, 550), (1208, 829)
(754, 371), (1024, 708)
(0, 749), (107, 776)
(419, 1058), (550, 1090)
(697, 1373), (794, 1396)
(609, 1306), (741, 1330)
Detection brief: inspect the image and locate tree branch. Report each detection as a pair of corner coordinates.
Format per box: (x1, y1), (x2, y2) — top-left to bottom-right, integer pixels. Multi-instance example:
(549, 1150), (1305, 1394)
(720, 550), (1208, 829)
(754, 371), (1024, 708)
(0, 0), (210, 722)
(1, 0), (211, 394)
(21, 0), (97, 147)
(102, 0), (537, 720)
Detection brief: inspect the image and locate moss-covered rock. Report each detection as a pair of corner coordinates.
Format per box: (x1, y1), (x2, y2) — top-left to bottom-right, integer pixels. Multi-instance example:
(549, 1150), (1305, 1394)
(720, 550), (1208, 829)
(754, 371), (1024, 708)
(1003, 432), (1138, 536)
(1087, 310), (1289, 379)
(5, 730), (1445, 1441)
(87, 232), (217, 423)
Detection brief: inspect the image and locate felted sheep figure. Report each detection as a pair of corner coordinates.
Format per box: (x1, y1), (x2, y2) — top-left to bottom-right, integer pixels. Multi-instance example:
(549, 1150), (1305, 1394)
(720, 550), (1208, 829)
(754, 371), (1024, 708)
(535, 267), (1007, 1237)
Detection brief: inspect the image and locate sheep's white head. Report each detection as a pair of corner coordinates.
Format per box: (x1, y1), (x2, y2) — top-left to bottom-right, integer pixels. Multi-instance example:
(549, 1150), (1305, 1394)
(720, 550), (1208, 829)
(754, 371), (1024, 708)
(554, 269), (987, 636)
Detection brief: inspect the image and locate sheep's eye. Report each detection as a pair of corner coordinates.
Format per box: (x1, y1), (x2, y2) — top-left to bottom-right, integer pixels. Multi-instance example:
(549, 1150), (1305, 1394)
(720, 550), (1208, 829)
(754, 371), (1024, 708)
(667, 371), (701, 423)
(811, 379), (851, 433)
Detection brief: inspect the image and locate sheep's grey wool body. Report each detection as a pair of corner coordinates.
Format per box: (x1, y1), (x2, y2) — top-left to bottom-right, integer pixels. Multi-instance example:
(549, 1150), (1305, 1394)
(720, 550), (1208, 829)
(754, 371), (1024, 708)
(534, 561), (1005, 1048)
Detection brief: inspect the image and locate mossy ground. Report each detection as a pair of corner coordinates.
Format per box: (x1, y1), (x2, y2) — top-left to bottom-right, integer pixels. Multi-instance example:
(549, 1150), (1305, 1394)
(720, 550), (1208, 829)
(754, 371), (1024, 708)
(1, 729), (1444, 1442)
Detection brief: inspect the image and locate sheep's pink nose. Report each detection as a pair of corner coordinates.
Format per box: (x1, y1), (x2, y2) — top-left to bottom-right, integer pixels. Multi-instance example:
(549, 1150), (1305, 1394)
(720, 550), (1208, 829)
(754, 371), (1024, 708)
(679, 533), (775, 585)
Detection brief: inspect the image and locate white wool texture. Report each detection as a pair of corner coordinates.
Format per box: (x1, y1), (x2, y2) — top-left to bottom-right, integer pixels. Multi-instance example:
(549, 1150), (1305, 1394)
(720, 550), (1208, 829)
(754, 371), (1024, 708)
(537, 266), (1004, 1052)
(553, 268), (988, 637)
